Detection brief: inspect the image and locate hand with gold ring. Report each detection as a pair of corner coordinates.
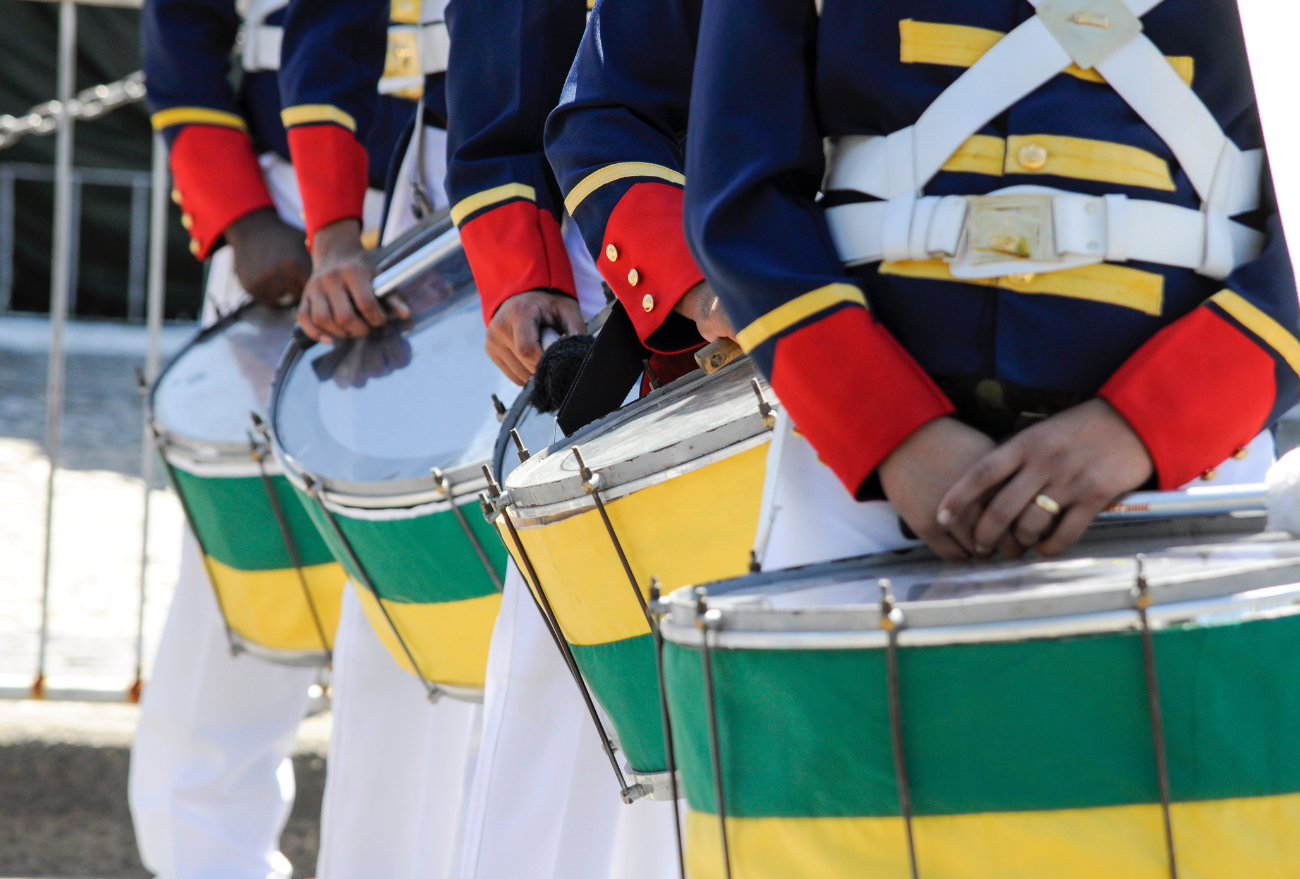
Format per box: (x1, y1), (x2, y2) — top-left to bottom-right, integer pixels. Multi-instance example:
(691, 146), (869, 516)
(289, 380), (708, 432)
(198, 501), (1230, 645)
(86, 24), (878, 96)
(935, 399), (1154, 558)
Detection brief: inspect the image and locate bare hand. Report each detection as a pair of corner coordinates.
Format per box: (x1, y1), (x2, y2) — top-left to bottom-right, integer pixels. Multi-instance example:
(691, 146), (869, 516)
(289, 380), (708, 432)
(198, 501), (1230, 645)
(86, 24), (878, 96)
(297, 219), (409, 344)
(673, 281), (736, 342)
(486, 290), (585, 385)
(937, 398), (1154, 558)
(878, 417), (996, 562)
(224, 209), (312, 307)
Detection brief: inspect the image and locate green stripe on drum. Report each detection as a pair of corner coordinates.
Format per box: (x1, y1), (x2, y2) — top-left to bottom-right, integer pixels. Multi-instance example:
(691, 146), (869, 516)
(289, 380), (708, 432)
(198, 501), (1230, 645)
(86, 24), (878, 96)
(294, 485), (504, 604)
(572, 634), (666, 774)
(168, 465), (336, 570)
(664, 612), (1300, 818)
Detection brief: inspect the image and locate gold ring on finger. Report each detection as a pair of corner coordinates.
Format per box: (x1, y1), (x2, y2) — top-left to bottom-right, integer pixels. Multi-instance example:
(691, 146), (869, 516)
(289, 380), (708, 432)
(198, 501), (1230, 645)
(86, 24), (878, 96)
(1034, 494), (1062, 517)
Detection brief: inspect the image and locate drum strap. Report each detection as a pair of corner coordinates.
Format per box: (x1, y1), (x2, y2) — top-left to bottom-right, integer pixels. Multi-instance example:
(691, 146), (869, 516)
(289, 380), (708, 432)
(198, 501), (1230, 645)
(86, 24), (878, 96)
(557, 302), (652, 436)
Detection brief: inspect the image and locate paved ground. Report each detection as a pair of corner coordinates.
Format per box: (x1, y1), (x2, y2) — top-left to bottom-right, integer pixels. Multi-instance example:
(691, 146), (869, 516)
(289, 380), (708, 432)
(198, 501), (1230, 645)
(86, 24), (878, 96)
(0, 317), (325, 878)
(0, 700), (329, 879)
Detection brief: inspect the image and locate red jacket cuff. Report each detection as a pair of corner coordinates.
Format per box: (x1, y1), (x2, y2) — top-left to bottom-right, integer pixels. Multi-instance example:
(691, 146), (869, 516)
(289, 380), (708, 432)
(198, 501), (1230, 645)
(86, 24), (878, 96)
(459, 200), (577, 324)
(169, 125), (274, 260)
(598, 182), (704, 349)
(285, 124), (369, 245)
(769, 306), (954, 497)
(1099, 303), (1276, 489)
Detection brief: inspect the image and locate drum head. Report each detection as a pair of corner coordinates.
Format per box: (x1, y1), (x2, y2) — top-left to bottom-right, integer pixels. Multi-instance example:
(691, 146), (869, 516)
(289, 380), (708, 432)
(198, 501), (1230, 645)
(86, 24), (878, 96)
(271, 229), (526, 496)
(504, 357), (768, 509)
(151, 304), (296, 458)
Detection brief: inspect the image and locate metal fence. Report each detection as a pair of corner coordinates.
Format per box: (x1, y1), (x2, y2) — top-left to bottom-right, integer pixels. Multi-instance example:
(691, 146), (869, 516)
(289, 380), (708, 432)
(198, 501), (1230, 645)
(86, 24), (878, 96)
(0, 0), (167, 701)
(0, 162), (155, 318)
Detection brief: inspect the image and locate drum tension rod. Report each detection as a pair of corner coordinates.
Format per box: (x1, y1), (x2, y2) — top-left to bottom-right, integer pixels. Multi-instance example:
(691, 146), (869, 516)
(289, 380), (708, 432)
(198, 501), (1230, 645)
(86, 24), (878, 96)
(491, 393), (507, 423)
(879, 579), (920, 879)
(431, 467), (503, 592)
(750, 379), (777, 430)
(151, 424), (242, 659)
(572, 446), (657, 633)
(302, 473), (446, 704)
(695, 588), (734, 879)
(509, 429), (529, 463)
(1133, 555), (1179, 879)
(480, 465), (645, 804)
(249, 414), (332, 661)
(648, 577), (687, 879)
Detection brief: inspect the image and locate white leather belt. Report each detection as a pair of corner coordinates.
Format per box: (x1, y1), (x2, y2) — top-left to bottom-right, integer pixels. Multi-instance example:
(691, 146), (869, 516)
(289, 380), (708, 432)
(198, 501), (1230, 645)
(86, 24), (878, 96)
(242, 24), (283, 73)
(243, 21), (447, 78)
(378, 21), (449, 94)
(824, 185), (1266, 280)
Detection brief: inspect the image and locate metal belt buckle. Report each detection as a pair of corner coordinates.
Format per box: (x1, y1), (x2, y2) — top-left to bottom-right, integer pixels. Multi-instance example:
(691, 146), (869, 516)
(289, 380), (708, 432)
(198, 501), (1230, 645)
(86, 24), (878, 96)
(955, 194), (1058, 272)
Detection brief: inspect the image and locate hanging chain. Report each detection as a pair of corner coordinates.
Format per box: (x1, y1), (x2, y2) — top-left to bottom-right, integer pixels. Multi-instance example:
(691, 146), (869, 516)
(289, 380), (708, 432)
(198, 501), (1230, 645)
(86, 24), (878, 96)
(0, 71), (145, 150)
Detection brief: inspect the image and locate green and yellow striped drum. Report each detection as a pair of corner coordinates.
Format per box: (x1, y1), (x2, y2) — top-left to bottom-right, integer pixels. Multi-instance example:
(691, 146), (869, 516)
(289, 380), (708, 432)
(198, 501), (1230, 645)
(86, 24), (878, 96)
(271, 216), (516, 699)
(495, 357), (773, 795)
(660, 487), (1300, 879)
(149, 304), (345, 665)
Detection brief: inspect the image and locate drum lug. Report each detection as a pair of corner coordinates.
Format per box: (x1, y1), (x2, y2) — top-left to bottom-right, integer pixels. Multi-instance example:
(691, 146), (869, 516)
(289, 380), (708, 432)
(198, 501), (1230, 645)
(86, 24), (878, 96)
(491, 393), (507, 422)
(750, 378), (777, 430)
(572, 446), (603, 494)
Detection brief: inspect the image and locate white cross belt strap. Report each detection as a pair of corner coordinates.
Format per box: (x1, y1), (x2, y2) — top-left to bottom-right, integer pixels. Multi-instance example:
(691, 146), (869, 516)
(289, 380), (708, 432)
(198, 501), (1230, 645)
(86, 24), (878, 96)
(822, 0), (1266, 282)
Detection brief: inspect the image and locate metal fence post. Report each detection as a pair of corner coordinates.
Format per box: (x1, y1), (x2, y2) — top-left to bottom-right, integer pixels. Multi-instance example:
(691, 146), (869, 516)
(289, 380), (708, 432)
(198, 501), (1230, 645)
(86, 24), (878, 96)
(127, 177), (148, 321)
(132, 133), (169, 701)
(0, 166), (15, 314)
(36, 0), (77, 699)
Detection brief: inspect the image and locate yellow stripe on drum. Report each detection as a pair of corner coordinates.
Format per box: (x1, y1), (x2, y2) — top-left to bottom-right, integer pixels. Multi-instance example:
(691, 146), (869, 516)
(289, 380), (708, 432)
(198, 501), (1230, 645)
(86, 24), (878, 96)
(205, 556), (346, 652)
(351, 583), (499, 690)
(505, 443), (767, 647)
(684, 792), (1300, 879)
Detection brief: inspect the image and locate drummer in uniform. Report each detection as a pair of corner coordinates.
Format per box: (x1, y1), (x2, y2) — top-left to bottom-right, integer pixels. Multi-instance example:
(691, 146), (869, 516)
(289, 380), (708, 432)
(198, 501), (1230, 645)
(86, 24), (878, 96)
(130, 1), (410, 878)
(440, 2), (639, 878)
(545, 0), (733, 358)
(682, 0), (1294, 565)
(541, 3), (740, 873)
(277, 3), (487, 879)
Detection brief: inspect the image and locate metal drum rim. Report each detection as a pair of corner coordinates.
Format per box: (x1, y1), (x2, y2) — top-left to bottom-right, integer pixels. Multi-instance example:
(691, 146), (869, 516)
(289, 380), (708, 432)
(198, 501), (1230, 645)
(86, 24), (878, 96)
(148, 301), (294, 463)
(503, 357), (773, 512)
(267, 222), (503, 506)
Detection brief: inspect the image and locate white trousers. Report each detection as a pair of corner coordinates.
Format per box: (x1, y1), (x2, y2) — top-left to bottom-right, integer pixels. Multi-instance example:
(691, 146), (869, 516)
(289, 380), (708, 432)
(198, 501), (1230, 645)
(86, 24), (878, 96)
(130, 150), (392, 879)
(313, 125), (483, 879)
(129, 531), (312, 879)
(457, 201), (679, 877)
(316, 584), (481, 879)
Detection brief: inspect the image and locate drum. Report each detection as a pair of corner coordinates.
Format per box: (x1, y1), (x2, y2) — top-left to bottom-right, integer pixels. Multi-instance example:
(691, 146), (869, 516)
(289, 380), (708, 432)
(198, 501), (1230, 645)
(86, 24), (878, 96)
(270, 216), (519, 700)
(149, 304), (345, 665)
(489, 357), (773, 796)
(658, 489), (1300, 879)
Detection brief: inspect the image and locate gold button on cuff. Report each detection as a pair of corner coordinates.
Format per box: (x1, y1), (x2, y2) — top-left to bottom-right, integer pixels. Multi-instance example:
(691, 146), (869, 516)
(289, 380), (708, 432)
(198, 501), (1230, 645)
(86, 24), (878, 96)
(628, 268), (640, 287)
(605, 244), (618, 262)
(642, 293), (655, 312)
(1232, 447), (1249, 460)
(180, 213), (193, 230)
(171, 188), (183, 205)
(1016, 142), (1049, 172)
(188, 239), (200, 256)
(1201, 467), (1218, 481)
